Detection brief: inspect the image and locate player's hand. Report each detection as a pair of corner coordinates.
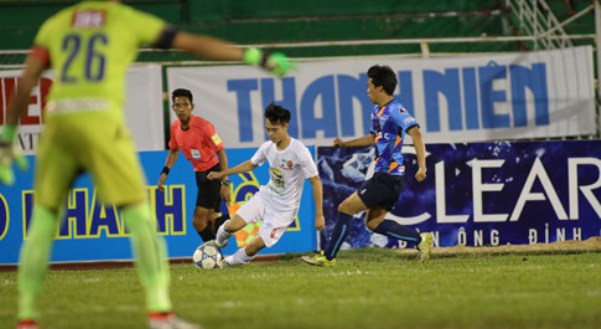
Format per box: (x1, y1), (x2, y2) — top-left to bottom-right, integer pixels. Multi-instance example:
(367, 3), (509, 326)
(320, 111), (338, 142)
(220, 185), (231, 204)
(157, 173), (167, 192)
(315, 213), (325, 231)
(243, 48), (295, 77)
(415, 167), (427, 182)
(206, 171), (222, 180)
(264, 52), (295, 77)
(333, 137), (345, 148)
(0, 140), (29, 186)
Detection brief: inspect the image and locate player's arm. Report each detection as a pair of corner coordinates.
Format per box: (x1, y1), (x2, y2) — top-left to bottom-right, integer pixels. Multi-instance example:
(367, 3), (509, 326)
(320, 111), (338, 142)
(5, 48), (48, 128)
(407, 126), (427, 182)
(157, 149), (179, 191)
(0, 48), (47, 185)
(308, 175), (325, 231)
(333, 134), (376, 148)
(137, 8), (292, 76)
(216, 148), (231, 203)
(166, 31), (293, 77)
(217, 149), (229, 174)
(207, 160), (257, 181)
(171, 32), (244, 62)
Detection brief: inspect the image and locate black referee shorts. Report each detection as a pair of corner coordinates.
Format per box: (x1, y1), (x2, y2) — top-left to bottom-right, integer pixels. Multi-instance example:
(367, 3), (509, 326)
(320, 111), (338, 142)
(195, 164), (222, 211)
(357, 173), (405, 210)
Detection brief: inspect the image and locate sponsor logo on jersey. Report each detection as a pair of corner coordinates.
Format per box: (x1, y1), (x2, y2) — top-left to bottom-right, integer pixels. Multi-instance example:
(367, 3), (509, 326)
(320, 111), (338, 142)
(72, 10), (106, 28)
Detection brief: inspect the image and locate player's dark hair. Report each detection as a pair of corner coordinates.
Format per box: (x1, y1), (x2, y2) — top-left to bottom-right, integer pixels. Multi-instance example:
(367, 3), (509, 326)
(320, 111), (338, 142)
(367, 65), (397, 96)
(264, 103), (291, 125)
(171, 88), (193, 103)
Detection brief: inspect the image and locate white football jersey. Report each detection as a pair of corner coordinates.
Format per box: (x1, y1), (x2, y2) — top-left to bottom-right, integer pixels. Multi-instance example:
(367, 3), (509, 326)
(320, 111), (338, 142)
(251, 138), (318, 211)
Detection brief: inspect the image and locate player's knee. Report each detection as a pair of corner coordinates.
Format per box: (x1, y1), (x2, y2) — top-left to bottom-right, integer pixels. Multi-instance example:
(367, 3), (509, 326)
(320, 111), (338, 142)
(222, 219), (236, 233)
(365, 220), (379, 231)
(224, 215), (247, 233)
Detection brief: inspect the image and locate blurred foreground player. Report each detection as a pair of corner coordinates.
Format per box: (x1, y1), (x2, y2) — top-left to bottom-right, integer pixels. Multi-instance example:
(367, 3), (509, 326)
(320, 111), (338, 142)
(0, 1), (294, 328)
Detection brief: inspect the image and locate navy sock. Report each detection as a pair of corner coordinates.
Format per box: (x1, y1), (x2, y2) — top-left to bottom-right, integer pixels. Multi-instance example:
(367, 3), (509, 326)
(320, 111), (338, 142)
(214, 214), (230, 231)
(373, 220), (421, 244)
(324, 212), (353, 260)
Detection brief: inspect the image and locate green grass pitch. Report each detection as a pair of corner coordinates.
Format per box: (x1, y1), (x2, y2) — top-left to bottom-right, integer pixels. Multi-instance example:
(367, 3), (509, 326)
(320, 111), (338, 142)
(1, 249), (600, 329)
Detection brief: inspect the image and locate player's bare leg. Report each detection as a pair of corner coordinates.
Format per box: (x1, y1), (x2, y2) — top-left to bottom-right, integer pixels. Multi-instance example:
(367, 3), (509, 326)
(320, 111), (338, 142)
(364, 208), (387, 231)
(213, 214), (246, 248)
(224, 236), (265, 266)
(192, 206), (214, 242)
(338, 192), (368, 214)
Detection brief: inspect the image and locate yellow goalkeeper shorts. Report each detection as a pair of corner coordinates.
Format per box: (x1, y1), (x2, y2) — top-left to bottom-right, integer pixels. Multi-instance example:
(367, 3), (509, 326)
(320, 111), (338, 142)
(34, 113), (147, 209)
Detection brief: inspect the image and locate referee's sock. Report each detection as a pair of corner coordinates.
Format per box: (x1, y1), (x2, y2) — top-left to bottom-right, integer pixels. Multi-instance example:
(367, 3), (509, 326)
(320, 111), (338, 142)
(198, 227), (216, 242)
(373, 219), (420, 244)
(324, 212), (353, 260)
(214, 214), (230, 232)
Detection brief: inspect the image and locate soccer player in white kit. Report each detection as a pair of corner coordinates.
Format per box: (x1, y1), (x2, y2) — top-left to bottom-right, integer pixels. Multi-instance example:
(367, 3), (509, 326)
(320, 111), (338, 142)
(206, 103), (325, 266)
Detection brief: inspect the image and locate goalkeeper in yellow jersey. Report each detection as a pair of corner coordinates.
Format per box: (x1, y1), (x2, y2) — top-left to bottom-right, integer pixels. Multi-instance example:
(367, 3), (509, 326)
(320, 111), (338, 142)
(0, 1), (294, 329)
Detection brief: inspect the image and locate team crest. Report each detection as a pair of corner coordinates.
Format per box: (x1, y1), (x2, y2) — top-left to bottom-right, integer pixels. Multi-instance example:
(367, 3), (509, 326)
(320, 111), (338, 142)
(280, 159), (294, 170)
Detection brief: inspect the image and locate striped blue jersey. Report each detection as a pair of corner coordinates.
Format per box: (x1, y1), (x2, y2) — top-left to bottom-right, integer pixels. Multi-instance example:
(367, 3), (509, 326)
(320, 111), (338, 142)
(370, 99), (419, 176)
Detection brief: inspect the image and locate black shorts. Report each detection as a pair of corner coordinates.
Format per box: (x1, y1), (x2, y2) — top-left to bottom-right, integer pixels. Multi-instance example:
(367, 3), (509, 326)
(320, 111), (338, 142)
(195, 164), (222, 211)
(357, 173), (405, 210)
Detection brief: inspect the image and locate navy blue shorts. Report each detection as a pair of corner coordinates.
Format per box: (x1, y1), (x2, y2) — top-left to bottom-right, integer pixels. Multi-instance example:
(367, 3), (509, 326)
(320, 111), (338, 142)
(357, 173), (405, 210)
(195, 164), (222, 211)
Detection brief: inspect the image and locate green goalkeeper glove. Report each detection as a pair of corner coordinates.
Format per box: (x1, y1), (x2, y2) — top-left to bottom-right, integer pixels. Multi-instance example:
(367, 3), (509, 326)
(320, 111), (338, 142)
(243, 48), (295, 77)
(0, 125), (29, 186)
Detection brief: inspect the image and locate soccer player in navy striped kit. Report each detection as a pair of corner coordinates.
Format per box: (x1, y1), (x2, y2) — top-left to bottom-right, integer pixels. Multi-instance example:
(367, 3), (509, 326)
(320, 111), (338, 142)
(302, 64), (433, 267)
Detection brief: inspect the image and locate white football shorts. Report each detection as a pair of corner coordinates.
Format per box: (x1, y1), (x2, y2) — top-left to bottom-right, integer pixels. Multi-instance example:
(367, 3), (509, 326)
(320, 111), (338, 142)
(235, 190), (297, 248)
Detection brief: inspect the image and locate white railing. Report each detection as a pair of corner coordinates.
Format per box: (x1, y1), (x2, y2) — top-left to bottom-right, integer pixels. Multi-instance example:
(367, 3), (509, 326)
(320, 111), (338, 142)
(505, 0), (594, 50)
(0, 33), (596, 69)
(505, 0), (571, 49)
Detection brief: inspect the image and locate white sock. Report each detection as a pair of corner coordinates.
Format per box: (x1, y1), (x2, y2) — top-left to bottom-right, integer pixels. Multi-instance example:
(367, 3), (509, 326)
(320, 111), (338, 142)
(225, 248), (254, 266)
(216, 220), (232, 247)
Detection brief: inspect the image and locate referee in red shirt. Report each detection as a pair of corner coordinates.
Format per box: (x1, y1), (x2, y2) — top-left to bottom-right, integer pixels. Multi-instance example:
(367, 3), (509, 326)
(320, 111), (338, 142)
(158, 88), (230, 242)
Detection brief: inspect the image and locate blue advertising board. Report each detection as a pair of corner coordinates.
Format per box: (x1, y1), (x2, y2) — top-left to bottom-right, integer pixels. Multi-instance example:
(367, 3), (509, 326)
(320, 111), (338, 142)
(318, 140), (601, 249)
(0, 148), (318, 265)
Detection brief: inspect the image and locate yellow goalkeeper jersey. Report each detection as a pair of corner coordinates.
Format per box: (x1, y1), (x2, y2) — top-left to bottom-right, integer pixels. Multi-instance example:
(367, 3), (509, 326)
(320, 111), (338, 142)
(33, 1), (166, 122)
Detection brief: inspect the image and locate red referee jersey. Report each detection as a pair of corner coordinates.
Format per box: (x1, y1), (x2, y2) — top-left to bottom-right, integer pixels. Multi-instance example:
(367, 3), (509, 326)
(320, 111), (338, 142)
(169, 116), (224, 172)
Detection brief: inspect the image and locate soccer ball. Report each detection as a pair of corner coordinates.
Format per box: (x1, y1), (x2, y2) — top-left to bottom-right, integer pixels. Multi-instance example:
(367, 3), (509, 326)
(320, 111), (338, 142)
(192, 244), (223, 269)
